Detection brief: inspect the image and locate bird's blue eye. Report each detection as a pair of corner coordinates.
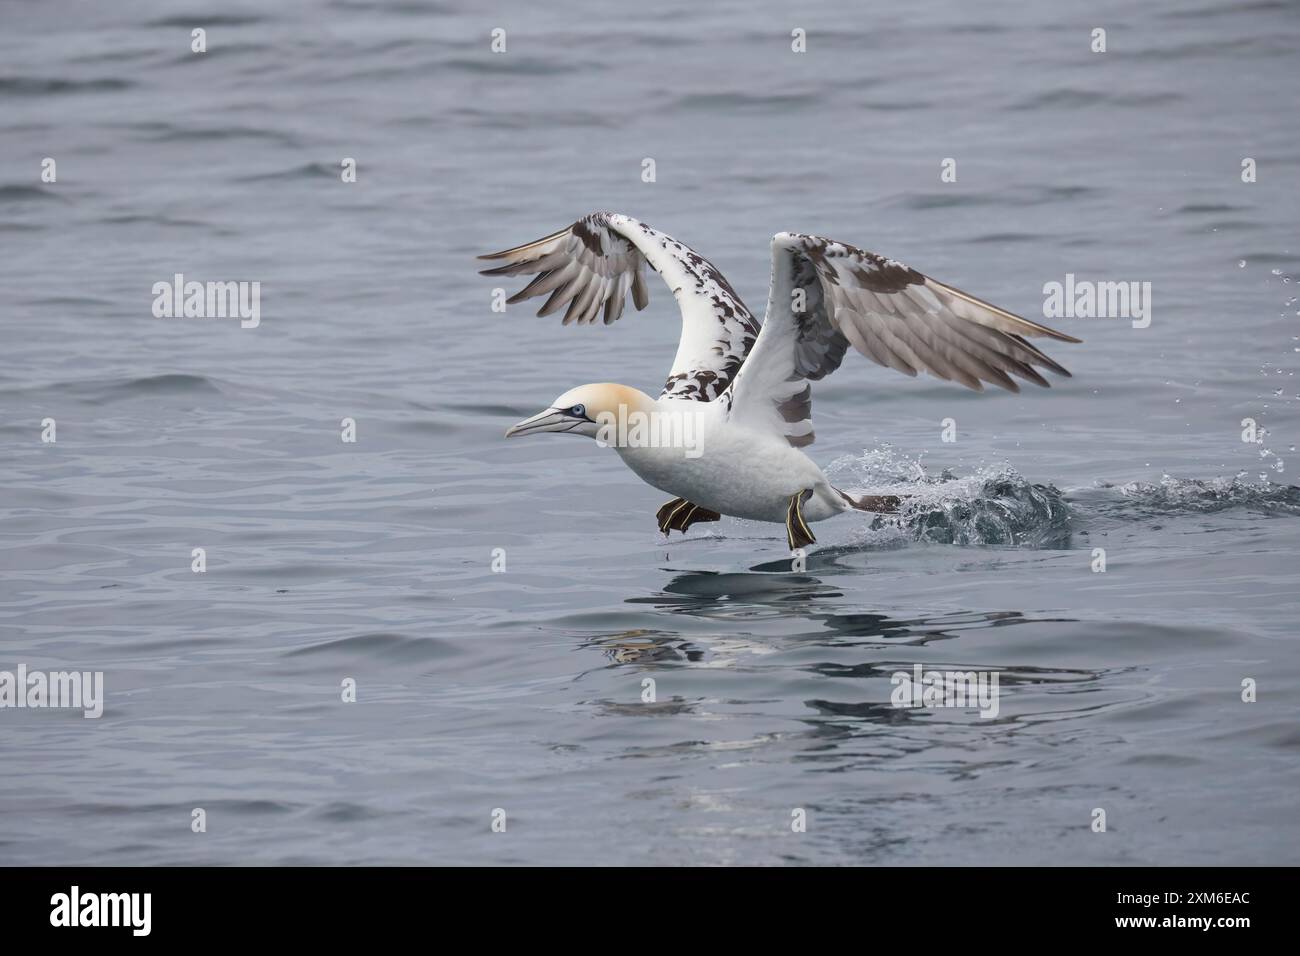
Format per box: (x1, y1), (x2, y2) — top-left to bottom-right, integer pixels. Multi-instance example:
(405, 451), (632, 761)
(570, 404), (586, 418)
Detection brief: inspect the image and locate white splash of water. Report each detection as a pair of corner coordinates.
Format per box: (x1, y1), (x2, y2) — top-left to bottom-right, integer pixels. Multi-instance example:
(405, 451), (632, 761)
(826, 445), (1072, 548)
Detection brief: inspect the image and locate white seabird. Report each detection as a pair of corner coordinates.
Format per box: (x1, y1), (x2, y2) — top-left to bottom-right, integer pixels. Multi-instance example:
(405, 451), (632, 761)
(480, 212), (1080, 550)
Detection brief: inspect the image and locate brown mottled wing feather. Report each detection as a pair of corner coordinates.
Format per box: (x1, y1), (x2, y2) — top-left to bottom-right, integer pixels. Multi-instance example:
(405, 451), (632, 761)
(725, 232), (1081, 446)
(479, 212), (759, 402)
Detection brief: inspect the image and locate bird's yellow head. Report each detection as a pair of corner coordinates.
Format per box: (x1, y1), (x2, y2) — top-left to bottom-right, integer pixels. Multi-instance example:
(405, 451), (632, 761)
(505, 383), (655, 439)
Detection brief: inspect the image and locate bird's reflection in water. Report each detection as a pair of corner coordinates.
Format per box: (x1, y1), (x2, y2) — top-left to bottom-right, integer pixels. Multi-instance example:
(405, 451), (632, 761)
(582, 628), (705, 665)
(582, 566), (1046, 664)
(579, 568), (1109, 764)
(617, 565), (1049, 648)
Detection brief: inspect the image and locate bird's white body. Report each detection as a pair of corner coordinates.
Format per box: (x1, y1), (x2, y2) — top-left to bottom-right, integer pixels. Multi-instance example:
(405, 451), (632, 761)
(482, 212), (1078, 547)
(612, 398), (848, 523)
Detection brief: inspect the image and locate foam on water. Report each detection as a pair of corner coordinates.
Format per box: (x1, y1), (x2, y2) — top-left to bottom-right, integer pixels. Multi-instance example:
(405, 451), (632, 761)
(826, 447), (1300, 552)
(1097, 473), (1300, 516)
(826, 445), (1072, 548)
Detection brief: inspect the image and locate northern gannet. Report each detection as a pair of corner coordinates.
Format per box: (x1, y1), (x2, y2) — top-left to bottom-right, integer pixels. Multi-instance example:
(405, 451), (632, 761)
(480, 212), (1080, 550)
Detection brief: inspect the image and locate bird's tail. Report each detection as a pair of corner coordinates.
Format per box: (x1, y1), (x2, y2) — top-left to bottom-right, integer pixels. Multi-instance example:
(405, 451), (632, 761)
(834, 487), (904, 514)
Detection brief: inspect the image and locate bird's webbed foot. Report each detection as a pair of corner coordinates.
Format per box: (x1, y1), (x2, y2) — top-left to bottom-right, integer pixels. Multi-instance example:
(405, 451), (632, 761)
(656, 498), (722, 534)
(785, 489), (816, 550)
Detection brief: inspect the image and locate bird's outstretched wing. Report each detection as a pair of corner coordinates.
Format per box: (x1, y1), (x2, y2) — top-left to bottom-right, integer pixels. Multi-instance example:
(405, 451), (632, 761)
(478, 212), (759, 402)
(725, 232), (1081, 447)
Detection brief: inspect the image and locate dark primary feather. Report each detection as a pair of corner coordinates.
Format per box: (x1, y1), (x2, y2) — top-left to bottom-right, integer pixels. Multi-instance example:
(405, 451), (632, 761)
(724, 231), (1081, 448)
(479, 212), (759, 401)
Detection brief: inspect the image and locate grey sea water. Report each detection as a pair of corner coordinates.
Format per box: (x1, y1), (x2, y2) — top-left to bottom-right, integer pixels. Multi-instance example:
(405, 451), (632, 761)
(1, 0), (1298, 865)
